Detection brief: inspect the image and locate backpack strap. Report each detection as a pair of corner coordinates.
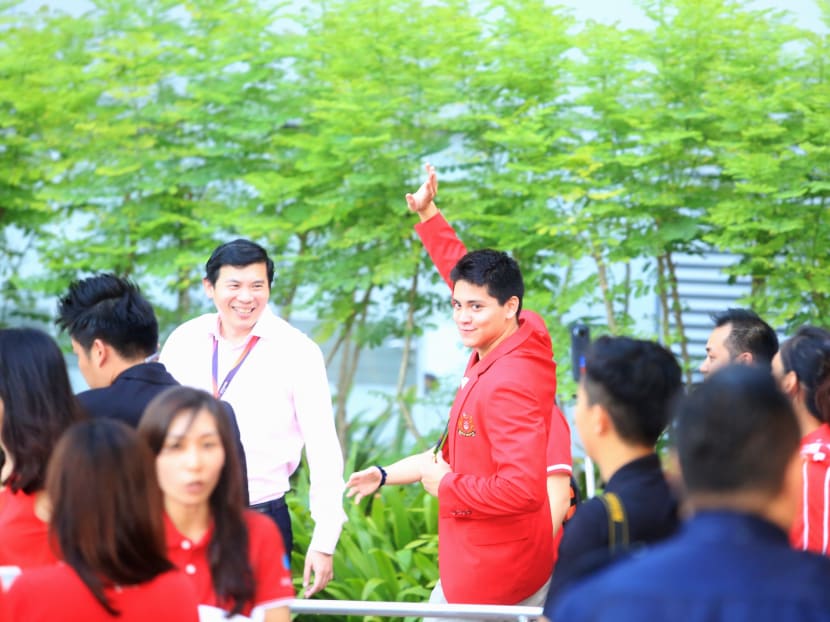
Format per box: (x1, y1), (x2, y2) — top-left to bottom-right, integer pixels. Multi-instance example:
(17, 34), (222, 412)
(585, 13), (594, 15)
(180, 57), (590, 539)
(599, 492), (629, 552)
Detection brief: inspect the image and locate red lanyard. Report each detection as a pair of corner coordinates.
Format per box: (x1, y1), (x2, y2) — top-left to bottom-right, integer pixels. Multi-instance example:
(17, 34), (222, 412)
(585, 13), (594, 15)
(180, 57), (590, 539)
(211, 335), (260, 399)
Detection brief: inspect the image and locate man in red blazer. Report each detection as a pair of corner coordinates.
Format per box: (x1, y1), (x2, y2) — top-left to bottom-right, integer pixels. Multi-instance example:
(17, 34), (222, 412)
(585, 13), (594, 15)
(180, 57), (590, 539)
(347, 165), (557, 614)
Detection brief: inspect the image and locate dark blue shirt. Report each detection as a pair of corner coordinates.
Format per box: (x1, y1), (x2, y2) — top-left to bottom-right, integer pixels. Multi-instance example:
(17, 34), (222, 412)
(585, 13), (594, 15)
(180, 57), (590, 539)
(546, 452), (678, 611)
(554, 511), (830, 622)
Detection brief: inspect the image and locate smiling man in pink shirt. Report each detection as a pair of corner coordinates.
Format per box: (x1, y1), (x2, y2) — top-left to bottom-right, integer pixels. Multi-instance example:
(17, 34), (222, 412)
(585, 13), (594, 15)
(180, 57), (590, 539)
(160, 239), (346, 597)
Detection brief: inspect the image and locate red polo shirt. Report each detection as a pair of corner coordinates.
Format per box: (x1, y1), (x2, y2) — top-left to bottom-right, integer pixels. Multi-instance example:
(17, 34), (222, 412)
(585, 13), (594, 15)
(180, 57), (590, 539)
(791, 423), (830, 554)
(165, 510), (294, 616)
(6, 563), (198, 621)
(0, 488), (57, 569)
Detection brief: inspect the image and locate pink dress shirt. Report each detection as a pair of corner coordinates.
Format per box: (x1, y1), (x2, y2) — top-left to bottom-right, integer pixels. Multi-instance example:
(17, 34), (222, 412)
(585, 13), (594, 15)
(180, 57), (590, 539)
(160, 307), (346, 554)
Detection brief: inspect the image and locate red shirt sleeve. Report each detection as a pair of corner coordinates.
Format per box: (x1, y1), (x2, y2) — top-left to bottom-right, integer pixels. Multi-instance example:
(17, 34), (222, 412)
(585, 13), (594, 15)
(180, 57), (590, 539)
(414, 211), (468, 290)
(547, 404), (572, 474)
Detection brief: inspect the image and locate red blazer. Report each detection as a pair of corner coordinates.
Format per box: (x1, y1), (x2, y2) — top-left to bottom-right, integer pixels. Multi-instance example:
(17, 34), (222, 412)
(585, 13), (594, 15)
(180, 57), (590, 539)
(416, 213), (557, 605)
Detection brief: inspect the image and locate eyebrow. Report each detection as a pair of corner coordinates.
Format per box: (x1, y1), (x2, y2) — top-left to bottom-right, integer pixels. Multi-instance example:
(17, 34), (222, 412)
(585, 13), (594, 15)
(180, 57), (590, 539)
(165, 430), (221, 442)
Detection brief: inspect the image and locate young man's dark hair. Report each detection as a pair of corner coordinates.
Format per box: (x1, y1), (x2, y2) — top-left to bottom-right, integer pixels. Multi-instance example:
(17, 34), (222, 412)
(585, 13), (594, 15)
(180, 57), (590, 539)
(676, 364), (800, 497)
(583, 336), (683, 446)
(56, 273), (157, 360)
(450, 249), (524, 314)
(205, 239), (275, 287)
(711, 308), (778, 370)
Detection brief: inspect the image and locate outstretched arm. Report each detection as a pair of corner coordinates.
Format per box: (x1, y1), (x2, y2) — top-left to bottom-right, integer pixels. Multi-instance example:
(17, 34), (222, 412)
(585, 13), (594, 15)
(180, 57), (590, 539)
(345, 450), (434, 504)
(406, 163), (469, 288)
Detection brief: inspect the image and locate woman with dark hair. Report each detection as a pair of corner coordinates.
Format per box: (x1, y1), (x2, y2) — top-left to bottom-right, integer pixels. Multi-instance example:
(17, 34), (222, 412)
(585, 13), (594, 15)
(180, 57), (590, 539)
(0, 327), (86, 568)
(772, 325), (830, 554)
(6, 419), (199, 621)
(138, 386), (292, 621)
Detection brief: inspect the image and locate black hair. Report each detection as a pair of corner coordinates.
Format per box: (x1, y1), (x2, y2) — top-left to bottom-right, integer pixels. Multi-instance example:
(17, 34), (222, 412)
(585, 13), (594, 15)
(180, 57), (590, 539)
(778, 326), (830, 424)
(56, 273), (158, 360)
(47, 419), (173, 615)
(450, 249), (524, 314)
(0, 328), (86, 493)
(205, 239), (275, 287)
(583, 336), (683, 446)
(711, 308), (778, 370)
(139, 386), (254, 616)
(675, 365), (799, 497)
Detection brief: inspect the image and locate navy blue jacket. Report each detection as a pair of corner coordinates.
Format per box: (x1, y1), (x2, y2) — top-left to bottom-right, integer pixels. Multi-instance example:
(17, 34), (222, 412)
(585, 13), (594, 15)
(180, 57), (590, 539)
(554, 511), (830, 622)
(547, 452), (678, 609)
(77, 362), (249, 503)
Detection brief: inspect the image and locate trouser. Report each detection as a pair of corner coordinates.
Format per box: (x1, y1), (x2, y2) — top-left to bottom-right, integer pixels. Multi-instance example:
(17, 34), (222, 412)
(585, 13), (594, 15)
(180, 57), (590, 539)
(250, 496), (293, 560)
(423, 577), (550, 622)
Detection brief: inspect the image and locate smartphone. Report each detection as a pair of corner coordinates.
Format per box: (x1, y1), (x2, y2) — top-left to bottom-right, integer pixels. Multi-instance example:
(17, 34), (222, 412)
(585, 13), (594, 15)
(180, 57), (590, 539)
(570, 323), (591, 383)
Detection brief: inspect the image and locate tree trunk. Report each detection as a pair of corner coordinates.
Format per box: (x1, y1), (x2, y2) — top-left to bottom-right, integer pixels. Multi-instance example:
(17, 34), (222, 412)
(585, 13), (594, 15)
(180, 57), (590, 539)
(665, 250), (693, 385)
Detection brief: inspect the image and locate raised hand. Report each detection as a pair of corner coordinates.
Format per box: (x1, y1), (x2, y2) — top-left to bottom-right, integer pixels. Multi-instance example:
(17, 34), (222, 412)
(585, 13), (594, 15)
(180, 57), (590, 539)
(405, 163), (438, 219)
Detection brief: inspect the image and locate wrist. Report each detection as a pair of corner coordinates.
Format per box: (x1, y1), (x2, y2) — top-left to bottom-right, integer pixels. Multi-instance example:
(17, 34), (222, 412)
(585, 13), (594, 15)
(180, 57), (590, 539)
(417, 202), (439, 223)
(375, 465), (388, 488)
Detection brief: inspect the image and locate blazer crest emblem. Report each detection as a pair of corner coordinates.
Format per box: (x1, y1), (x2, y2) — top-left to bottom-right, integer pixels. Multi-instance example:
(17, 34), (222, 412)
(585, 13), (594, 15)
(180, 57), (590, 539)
(457, 411), (476, 437)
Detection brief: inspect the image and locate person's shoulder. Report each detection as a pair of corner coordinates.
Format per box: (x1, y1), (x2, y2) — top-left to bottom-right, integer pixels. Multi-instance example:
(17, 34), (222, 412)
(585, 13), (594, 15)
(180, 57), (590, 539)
(262, 310), (316, 343)
(9, 562), (76, 593)
(165, 313), (216, 340)
(76, 386), (109, 409)
(243, 509), (284, 544)
(259, 310), (324, 358)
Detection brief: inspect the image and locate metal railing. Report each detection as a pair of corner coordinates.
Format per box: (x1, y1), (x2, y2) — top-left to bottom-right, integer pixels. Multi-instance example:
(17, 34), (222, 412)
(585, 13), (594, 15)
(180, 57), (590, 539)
(290, 599), (543, 621)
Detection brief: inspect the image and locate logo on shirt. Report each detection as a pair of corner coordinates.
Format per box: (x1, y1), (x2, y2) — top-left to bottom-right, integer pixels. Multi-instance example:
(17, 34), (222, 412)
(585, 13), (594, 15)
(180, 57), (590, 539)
(457, 411), (476, 437)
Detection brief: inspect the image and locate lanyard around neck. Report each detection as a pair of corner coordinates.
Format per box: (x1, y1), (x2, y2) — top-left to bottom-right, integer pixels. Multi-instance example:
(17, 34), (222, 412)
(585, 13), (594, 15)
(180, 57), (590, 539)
(211, 334), (260, 399)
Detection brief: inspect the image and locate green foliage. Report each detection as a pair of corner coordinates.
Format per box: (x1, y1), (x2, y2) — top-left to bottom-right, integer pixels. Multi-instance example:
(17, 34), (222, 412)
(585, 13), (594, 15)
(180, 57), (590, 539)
(3, 0), (830, 612)
(289, 464), (438, 622)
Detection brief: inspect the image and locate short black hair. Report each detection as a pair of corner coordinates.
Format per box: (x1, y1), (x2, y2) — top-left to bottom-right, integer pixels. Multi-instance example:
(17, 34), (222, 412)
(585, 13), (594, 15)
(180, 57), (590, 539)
(711, 308), (778, 370)
(205, 239), (274, 287)
(450, 249), (524, 314)
(583, 336), (683, 446)
(779, 326), (830, 424)
(675, 365), (799, 497)
(56, 274), (158, 360)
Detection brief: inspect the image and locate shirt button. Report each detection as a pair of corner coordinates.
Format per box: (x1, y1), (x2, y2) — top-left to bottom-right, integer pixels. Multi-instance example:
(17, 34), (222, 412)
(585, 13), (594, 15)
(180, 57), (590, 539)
(181, 540), (192, 551)
(185, 564), (197, 575)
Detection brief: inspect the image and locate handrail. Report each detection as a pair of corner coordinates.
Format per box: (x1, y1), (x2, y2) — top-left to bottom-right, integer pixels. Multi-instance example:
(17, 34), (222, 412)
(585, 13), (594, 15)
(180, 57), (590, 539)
(289, 598), (543, 620)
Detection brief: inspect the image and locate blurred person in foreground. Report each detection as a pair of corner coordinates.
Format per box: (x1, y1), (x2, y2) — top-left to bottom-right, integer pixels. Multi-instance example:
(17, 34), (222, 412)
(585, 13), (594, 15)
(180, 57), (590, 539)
(6, 419), (199, 621)
(0, 328), (85, 569)
(553, 365), (830, 622)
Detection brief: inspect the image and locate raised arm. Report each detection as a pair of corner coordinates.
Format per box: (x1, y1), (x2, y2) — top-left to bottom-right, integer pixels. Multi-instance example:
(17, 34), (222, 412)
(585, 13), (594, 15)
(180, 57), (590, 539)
(406, 163), (468, 289)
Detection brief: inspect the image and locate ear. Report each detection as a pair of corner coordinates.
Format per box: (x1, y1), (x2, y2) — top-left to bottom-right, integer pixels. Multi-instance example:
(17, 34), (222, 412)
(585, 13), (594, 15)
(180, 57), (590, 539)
(90, 338), (109, 368)
(591, 403), (612, 437)
(203, 277), (215, 298)
(735, 351), (753, 365)
(504, 296), (520, 320)
(780, 370), (799, 397)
